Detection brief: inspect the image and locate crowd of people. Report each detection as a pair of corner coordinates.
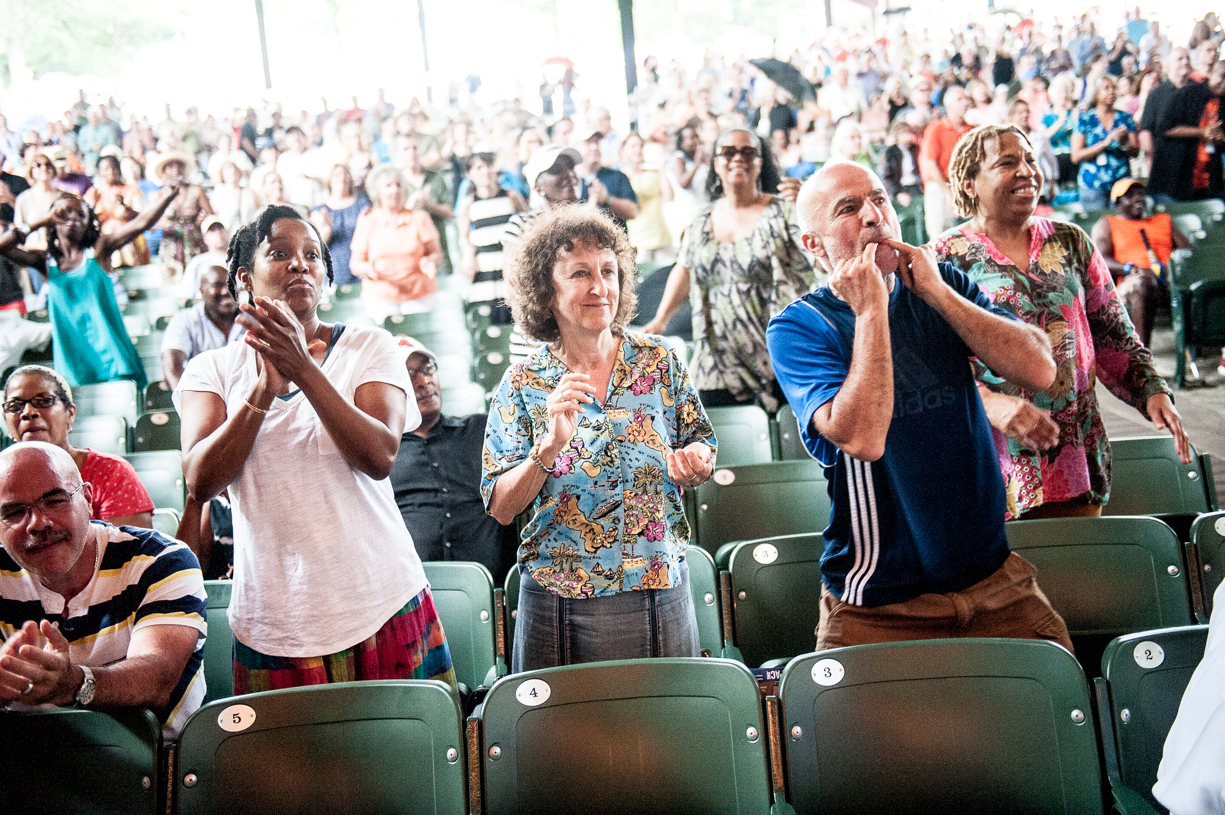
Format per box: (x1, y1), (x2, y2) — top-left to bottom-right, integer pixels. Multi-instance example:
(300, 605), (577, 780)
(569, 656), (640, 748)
(0, 7), (1221, 811)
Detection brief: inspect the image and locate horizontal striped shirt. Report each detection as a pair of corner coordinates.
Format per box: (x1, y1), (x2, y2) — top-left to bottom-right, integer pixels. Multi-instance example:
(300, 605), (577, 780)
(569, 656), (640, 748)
(0, 523), (206, 739)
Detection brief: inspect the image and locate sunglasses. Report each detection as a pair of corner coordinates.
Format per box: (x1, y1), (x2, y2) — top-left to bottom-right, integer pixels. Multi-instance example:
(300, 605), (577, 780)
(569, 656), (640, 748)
(717, 146), (761, 162)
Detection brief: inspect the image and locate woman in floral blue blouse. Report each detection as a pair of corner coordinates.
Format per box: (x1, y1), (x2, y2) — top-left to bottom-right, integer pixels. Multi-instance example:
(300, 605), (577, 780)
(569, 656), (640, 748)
(1071, 75), (1138, 210)
(482, 206), (717, 672)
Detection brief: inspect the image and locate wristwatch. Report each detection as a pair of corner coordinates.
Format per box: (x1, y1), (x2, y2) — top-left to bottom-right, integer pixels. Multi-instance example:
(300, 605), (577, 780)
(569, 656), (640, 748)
(74, 665), (96, 708)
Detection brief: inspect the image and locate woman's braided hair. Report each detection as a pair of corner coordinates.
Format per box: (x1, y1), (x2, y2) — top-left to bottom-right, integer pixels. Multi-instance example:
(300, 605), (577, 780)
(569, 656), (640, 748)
(225, 205), (333, 299)
(946, 123), (1033, 218)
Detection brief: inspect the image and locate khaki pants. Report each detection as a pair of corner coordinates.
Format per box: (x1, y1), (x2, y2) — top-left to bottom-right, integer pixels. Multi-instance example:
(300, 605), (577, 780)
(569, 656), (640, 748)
(816, 552), (1074, 653)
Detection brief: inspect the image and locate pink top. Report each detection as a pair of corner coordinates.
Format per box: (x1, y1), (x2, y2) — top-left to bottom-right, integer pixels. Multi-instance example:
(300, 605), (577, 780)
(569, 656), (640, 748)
(349, 207), (441, 304)
(80, 449), (154, 521)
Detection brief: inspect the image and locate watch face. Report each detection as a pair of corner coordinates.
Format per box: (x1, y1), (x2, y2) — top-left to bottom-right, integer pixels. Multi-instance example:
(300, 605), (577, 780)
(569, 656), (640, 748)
(75, 668), (96, 707)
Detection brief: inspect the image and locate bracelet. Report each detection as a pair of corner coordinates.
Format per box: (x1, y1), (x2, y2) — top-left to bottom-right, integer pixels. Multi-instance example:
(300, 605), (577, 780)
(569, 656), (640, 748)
(243, 399), (268, 415)
(1123, 262), (1135, 276)
(528, 445), (555, 475)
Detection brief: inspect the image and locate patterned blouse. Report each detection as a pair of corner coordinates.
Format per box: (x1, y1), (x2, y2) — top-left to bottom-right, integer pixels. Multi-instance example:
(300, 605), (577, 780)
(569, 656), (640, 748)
(680, 196), (818, 411)
(1075, 109), (1136, 192)
(481, 332), (717, 599)
(933, 218), (1171, 517)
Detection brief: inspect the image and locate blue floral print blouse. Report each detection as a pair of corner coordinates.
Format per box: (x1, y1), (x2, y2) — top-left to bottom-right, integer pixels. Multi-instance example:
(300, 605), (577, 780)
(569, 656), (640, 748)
(481, 332), (717, 599)
(1075, 109), (1136, 192)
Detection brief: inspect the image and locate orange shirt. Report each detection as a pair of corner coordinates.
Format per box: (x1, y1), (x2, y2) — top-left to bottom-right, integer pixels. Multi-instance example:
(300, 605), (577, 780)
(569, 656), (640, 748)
(349, 206), (440, 304)
(1106, 213), (1173, 272)
(1192, 97), (1220, 191)
(920, 116), (972, 182)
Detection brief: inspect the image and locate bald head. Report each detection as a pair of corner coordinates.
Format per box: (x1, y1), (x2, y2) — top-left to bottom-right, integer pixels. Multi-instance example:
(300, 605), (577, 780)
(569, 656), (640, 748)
(796, 162), (901, 275)
(0, 441), (80, 488)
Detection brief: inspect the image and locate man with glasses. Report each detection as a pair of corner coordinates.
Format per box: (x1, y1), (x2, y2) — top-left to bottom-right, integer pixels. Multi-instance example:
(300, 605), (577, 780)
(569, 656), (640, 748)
(388, 338), (516, 580)
(0, 442), (205, 738)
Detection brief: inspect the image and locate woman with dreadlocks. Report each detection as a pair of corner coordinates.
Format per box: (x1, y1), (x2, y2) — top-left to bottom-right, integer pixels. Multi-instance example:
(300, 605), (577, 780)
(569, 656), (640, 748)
(0, 187), (182, 390)
(175, 205), (455, 694)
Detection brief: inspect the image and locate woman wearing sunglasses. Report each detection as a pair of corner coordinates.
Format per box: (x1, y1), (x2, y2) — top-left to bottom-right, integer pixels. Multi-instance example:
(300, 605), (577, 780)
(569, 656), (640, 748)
(643, 128), (816, 412)
(2, 364), (153, 529)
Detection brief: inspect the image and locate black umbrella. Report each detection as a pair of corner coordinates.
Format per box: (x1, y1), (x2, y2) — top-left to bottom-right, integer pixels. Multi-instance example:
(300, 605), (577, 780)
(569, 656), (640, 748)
(750, 58), (817, 102)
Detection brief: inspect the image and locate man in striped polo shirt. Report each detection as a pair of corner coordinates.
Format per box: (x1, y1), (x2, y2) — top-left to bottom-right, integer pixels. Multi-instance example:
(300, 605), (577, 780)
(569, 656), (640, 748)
(0, 442), (206, 738)
(767, 163), (1072, 652)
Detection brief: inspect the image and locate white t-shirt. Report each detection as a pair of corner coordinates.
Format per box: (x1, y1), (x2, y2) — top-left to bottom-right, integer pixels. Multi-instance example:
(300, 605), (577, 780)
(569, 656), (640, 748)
(175, 324), (426, 656)
(161, 302), (245, 361)
(1153, 580), (1225, 815)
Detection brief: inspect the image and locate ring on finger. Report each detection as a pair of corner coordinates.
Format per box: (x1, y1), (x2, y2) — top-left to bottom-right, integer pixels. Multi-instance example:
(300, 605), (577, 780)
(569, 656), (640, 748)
(21, 681), (33, 695)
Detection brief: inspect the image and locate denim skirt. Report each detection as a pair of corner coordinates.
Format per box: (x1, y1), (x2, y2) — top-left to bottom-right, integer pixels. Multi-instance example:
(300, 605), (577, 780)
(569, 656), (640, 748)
(512, 560), (700, 672)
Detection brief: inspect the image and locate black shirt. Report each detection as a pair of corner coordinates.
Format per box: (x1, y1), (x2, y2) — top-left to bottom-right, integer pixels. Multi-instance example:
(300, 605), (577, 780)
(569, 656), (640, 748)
(0, 172), (28, 224)
(390, 413), (517, 581)
(1150, 81), (1225, 199)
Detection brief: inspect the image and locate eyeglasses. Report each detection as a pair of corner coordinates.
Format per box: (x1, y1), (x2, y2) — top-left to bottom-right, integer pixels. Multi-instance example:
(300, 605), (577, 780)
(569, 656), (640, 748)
(0, 483), (84, 528)
(3, 394), (59, 414)
(407, 360), (438, 379)
(717, 146), (760, 162)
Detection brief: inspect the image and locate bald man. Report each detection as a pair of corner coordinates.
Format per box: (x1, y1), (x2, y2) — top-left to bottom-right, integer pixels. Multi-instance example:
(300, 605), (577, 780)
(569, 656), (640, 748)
(766, 162), (1071, 651)
(0, 442), (205, 738)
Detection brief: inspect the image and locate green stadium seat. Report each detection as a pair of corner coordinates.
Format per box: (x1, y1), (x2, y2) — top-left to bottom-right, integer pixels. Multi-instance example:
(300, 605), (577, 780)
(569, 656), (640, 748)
(74, 379), (139, 424)
(690, 460), (831, 555)
(151, 507), (180, 538)
(176, 681), (466, 815)
(772, 404), (811, 461)
(126, 450), (186, 513)
(894, 195), (926, 245)
(123, 314), (152, 338)
(473, 349), (510, 391)
(154, 314), (174, 331)
(706, 405), (773, 466)
(384, 310), (465, 337)
(472, 658), (774, 814)
(1007, 516), (1197, 676)
(474, 322), (513, 355)
(144, 380), (175, 412)
(503, 564), (520, 663)
(119, 263), (168, 294)
(122, 298), (179, 325)
(1105, 436), (1217, 540)
(422, 561), (503, 689)
(332, 282), (362, 300)
(1167, 247), (1225, 387)
(133, 410), (181, 451)
(1095, 625), (1210, 815)
(441, 382), (488, 415)
(1157, 199), (1225, 220)
(0, 707), (162, 814)
(313, 299), (376, 325)
(722, 534), (823, 667)
(202, 580), (234, 703)
(1172, 212), (1205, 244)
(131, 330), (163, 358)
(1191, 511), (1225, 615)
(686, 545), (723, 658)
(778, 639), (1106, 815)
(69, 414), (129, 456)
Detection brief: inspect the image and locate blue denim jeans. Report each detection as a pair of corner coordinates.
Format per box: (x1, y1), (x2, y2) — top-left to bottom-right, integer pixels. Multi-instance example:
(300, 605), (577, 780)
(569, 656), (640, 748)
(512, 560), (700, 672)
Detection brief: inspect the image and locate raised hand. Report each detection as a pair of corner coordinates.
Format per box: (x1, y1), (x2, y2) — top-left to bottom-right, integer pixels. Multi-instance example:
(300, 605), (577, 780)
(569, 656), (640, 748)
(829, 241), (889, 316)
(883, 238), (944, 302)
(239, 297), (324, 389)
(666, 442), (713, 489)
(540, 372), (597, 460)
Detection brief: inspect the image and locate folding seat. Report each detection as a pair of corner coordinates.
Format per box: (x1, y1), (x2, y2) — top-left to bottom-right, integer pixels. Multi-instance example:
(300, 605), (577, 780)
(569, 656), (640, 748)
(176, 681), (466, 815)
(73, 379), (139, 424)
(720, 534), (823, 667)
(1095, 625), (1210, 815)
(1105, 436), (1217, 540)
(313, 299), (375, 325)
(1007, 516), (1198, 676)
(441, 381), (488, 415)
(0, 707), (162, 814)
(119, 263), (169, 295)
(423, 561), (505, 690)
(143, 380), (175, 412)
(332, 282), (362, 300)
(705, 405), (773, 467)
(202, 580), (234, 703)
(468, 658), (773, 814)
(126, 450), (186, 513)
(69, 414), (129, 456)
(771, 404), (811, 461)
(151, 507), (180, 538)
(690, 460), (830, 556)
(1191, 511), (1224, 615)
(777, 639), (1107, 814)
(132, 410), (182, 451)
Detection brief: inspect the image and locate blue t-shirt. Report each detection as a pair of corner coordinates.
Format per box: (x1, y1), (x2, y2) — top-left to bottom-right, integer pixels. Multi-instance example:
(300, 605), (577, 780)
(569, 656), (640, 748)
(580, 167), (638, 231)
(766, 263), (1013, 606)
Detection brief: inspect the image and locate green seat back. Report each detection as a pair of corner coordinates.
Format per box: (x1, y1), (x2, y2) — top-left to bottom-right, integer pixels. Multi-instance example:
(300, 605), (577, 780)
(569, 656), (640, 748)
(133, 410), (181, 451)
(779, 639), (1105, 815)
(315, 299), (375, 324)
(143, 380), (175, 412)
(152, 507), (180, 537)
(773, 404), (810, 461)
(131, 330), (164, 358)
(1159, 199), (1225, 220)
(473, 349), (511, 391)
(1099, 625), (1210, 813)
(422, 561), (499, 689)
(119, 263), (168, 293)
(203, 580), (234, 703)
(333, 282), (362, 300)
(69, 414), (129, 456)
(686, 545), (723, 656)
(1103, 436), (1215, 529)
(176, 681), (466, 815)
(0, 707), (161, 814)
(706, 405), (773, 467)
(126, 450), (185, 513)
(384, 310), (465, 337)
(691, 460), (830, 555)
(726, 534), (823, 667)
(74, 380), (139, 424)
(1192, 511), (1225, 614)
(894, 196), (926, 244)
(477, 658), (773, 814)
(474, 322), (513, 355)
(504, 564), (520, 662)
(1007, 517), (1196, 675)
(442, 382), (488, 416)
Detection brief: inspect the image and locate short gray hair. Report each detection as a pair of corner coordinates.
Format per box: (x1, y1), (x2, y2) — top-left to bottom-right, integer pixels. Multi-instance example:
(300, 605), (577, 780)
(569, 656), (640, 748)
(365, 165), (409, 208)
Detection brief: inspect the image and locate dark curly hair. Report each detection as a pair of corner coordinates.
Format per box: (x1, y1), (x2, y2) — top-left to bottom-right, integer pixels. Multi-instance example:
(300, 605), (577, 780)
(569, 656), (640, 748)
(505, 205), (638, 344)
(225, 205), (333, 300)
(704, 127), (783, 201)
(45, 193), (101, 262)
